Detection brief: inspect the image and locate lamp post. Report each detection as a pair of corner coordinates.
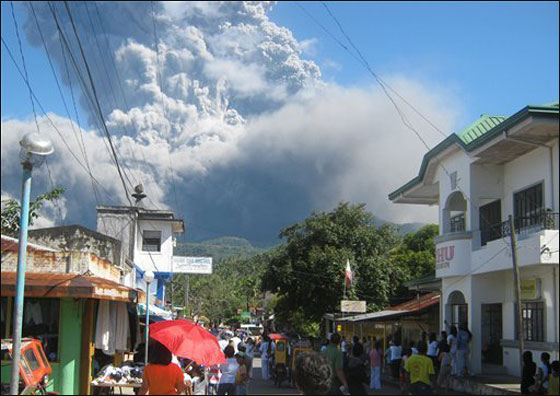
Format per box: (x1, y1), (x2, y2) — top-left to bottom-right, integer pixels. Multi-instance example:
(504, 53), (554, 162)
(143, 270), (155, 366)
(10, 132), (54, 395)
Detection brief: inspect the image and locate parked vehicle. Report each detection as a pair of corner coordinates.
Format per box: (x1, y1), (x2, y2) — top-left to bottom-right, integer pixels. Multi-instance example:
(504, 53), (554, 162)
(1, 338), (58, 395)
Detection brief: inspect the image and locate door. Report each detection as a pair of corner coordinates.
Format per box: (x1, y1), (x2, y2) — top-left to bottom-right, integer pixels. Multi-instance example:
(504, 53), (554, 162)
(481, 304), (503, 365)
(480, 200), (501, 245)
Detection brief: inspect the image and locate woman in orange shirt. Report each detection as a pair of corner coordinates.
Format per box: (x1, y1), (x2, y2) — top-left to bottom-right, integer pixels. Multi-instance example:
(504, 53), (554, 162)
(139, 340), (187, 395)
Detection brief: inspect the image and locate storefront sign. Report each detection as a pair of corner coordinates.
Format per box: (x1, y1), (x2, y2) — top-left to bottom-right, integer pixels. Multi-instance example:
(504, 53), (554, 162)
(520, 279), (540, 300)
(436, 245), (454, 270)
(172, 256), (213, 274)
(341, 300), (366, 313)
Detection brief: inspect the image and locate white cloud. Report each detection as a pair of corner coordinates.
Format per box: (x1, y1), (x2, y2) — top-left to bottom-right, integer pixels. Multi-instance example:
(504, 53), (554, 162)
(1, 1), (464, 241)
(299, 38), (318, 57)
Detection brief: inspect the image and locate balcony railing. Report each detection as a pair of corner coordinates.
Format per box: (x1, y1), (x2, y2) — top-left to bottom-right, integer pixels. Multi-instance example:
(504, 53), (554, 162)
(481, 211), (559, 246)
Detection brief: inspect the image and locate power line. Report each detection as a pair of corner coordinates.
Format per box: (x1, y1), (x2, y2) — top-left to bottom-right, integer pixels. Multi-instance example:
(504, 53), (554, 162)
(300, 2), (514, 253)
(10, 1), (65, 226)
(92, 1), (162, 210)
(150, 0), (183, 239)
(1, 36), (118, 204)
(61, 1), (134, 206)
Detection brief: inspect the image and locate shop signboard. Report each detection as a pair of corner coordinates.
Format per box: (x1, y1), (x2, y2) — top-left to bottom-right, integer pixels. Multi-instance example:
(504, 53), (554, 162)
(172, 256), (213, 274)
(341, 300), (366, 313)
(520, 279), (540, 300)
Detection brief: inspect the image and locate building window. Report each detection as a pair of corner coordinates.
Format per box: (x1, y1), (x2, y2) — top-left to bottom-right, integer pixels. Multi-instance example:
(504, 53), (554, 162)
(1, 297), (60, 362)
(450, 214), (465, 233)
(514, 183), (543, 232)
(142, 230), (162, 252)
(480, 200), (502, 246)
(521, 301), (544, 342)
(451, 303), (468, 328)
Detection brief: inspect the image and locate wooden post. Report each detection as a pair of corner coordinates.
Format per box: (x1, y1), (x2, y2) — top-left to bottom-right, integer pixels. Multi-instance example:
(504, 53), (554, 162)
(509, 215), (525, 375)
(79, 299), (95, 395)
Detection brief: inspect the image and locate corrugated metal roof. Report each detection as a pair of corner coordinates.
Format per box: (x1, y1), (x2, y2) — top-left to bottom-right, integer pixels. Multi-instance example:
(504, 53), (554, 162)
(391, 292), (440, 311)
(338, 293), (440, 322)
(1, 272), (138, 302)
(456, 114), (508, 145)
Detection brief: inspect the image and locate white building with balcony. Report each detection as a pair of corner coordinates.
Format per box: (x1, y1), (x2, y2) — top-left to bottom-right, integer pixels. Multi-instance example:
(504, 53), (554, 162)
(389, 102), (559, 376)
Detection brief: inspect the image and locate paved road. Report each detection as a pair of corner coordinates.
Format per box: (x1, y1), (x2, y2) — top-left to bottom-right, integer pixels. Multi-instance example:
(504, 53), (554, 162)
(248, 357), (406, 395)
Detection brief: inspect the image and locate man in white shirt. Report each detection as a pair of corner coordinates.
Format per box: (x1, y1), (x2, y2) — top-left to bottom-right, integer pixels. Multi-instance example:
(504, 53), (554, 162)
(218, 334), (229, 352)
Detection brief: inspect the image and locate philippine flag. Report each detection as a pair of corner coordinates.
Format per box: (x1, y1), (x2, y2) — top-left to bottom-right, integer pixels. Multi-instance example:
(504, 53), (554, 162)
(345, 259), (353, 287)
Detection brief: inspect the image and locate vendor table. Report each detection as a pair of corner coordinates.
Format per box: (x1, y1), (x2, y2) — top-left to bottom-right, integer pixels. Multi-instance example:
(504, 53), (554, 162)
(92, 382), (141, 395)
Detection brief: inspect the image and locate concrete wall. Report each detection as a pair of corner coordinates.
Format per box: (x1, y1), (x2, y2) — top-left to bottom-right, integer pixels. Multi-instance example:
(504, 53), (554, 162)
(135, 220), (174, 273)
(29, 225), (121, 267)
(503, 144), (555, 215)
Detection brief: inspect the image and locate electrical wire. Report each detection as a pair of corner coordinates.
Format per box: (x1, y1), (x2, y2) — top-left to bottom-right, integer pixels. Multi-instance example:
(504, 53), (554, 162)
(10, 1), (65, 226)
(61, 1), (134, 206)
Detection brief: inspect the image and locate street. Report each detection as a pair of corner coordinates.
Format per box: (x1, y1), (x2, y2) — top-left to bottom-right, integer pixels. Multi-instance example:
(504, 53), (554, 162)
(248, 358), (460, 395)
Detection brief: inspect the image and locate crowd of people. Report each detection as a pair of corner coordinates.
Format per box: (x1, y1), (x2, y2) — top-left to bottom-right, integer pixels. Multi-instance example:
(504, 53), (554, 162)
(299, 325), (473, 395)
(129, 323), (559, 395)
(522, 351), (559, 395)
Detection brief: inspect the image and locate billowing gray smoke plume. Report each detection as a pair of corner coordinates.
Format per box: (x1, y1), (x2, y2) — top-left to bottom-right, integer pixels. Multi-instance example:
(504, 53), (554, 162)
(1, 1), (458, 244)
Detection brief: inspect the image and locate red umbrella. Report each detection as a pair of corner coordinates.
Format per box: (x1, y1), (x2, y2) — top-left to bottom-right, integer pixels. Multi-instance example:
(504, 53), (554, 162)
(268, 333), (286, 341)
(149, 319), (226, 366)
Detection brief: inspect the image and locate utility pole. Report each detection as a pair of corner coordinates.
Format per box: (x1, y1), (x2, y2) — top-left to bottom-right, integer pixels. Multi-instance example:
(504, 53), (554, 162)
(184, 274), (190, 318)
(509, 215), (524, 374)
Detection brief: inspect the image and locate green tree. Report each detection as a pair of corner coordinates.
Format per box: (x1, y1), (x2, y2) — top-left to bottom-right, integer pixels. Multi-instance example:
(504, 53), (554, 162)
(170, 251), (269, 325)
(390, 224), (438, 280)
(261, 202), (403, 332)
(1, 188), (65, 237)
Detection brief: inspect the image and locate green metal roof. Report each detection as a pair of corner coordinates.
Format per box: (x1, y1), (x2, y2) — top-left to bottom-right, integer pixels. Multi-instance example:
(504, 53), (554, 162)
(456, 114), (508, 144)
(388, 102), (559, 201)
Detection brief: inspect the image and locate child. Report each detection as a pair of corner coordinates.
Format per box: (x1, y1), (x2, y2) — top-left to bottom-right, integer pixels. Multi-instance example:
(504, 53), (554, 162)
(399, 347), (412, 394)
(548, 360), (559, 396)
(235, 352), (249, 395)
(534, 352), (551, 395)
(437, 342), (452, 394)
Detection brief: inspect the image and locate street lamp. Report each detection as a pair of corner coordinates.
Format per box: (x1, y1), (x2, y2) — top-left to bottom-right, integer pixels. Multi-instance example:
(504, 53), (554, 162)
(143, 270), (155, 366)
(10, 132), (54, 395)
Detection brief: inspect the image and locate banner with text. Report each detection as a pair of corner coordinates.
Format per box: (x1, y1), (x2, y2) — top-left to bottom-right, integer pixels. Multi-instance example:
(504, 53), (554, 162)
(341, 300), (366, 313)
(172, 256), (213, 274)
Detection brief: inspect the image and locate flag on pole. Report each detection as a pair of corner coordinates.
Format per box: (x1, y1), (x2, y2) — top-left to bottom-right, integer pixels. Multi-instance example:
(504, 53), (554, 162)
(345, 259), (353, 287)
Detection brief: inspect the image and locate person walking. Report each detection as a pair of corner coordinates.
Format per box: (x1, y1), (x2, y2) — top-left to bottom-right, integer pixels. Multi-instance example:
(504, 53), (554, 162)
(369, 340), (382, 391)
(138, 340), (187, 395)
(346, 343), (368, 395)
(389, 340), (403, 380)
(548, 360), (559, 396)
(244, 339), (255, 379)
(404, 341), (435, 395)
(259, 335), (275, 381)
(456, 323), (472, 377)
(521, 350), (537, 395)
(446, 325), (458, 376)
(427, 333), (439, 373)
(322, 332), (349, 395)
(235, 352), (249, 395)
(218, 345), (239, 395)
(436, 342), (452, 394)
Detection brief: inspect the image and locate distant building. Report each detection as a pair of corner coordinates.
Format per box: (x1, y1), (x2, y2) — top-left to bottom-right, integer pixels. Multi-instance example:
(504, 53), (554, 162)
(96, 205), (184, 307)
(389, 102), (559, 375)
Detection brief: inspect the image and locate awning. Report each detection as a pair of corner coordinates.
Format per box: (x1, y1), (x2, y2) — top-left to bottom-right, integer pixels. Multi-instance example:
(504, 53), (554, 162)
(1, 272), (138, 303)
(137, 303), (173, 321)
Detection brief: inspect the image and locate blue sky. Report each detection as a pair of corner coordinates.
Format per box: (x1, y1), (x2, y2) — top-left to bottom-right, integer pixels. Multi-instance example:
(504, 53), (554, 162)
(2, 1), (558, 135)
(1, 1), (558, 242)
(270, 1), (559, 125)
